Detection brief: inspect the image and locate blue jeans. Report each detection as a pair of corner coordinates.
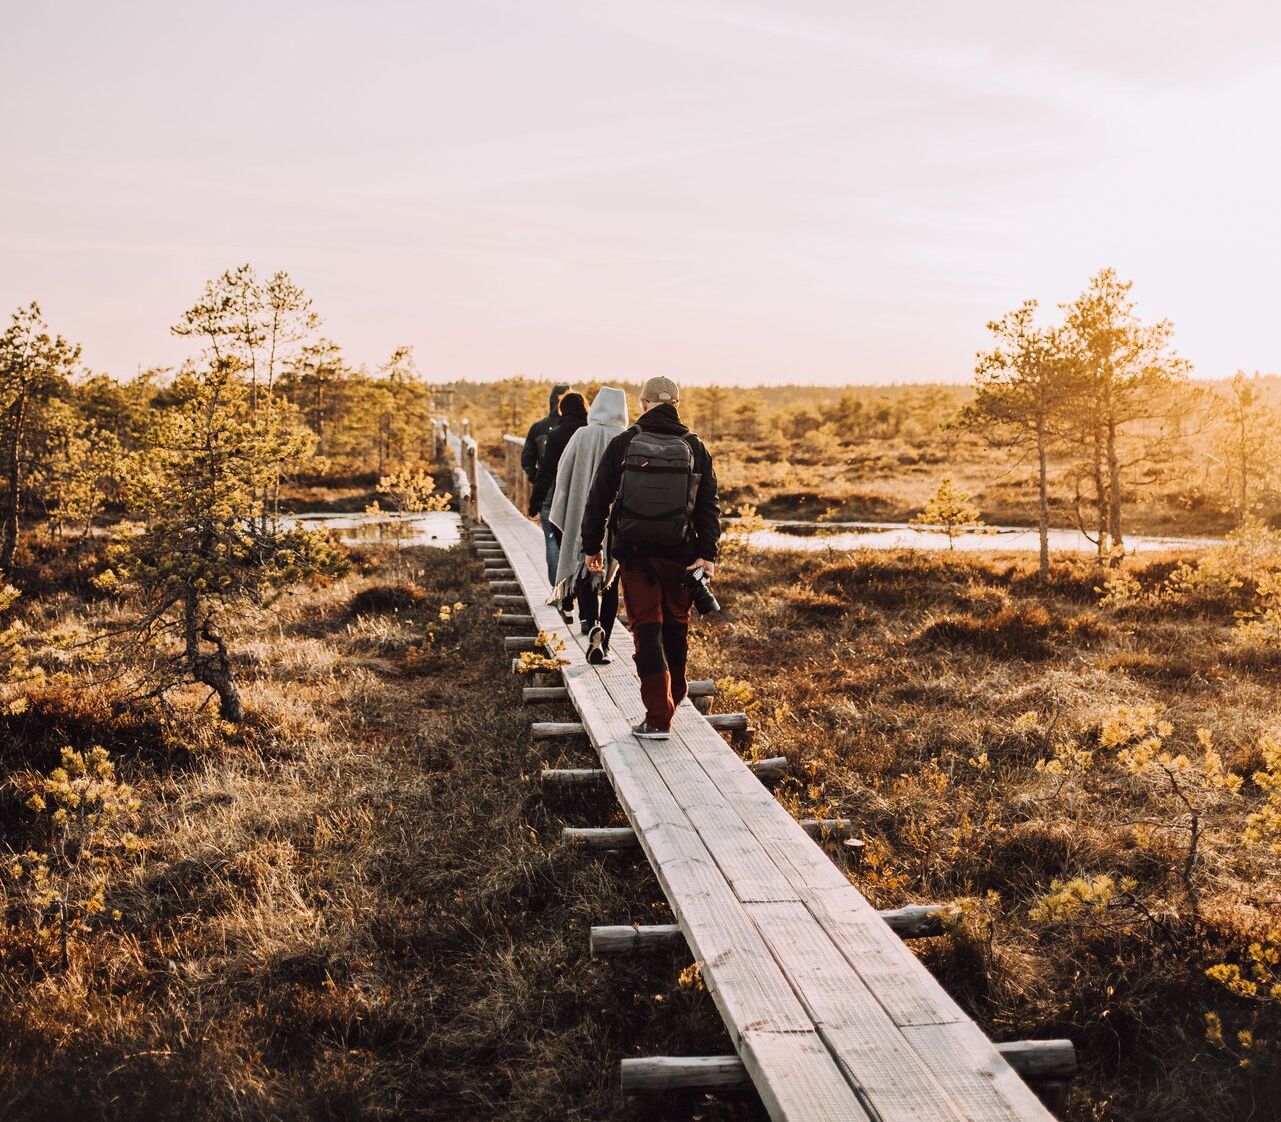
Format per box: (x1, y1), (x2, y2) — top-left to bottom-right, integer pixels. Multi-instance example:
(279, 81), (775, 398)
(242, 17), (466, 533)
(540, 499), (559, 586)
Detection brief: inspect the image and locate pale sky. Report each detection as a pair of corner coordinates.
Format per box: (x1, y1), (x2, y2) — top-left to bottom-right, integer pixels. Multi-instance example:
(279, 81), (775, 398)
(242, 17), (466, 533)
(3, 1), (1279, 384)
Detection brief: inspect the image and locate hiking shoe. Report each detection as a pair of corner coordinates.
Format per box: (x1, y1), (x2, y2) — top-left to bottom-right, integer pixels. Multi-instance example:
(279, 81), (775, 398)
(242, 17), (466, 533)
(558, 605), (574, 625)
(632, 720), (670, 740)
(586, 625), (610, 665)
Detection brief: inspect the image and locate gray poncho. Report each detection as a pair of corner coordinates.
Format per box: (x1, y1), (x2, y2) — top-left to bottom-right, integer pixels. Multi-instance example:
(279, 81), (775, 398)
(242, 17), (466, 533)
(547, 386), (629, 603)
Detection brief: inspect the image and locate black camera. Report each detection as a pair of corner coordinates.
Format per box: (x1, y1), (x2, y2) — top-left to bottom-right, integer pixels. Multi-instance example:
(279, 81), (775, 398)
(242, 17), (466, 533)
(684, 565), (720, 615)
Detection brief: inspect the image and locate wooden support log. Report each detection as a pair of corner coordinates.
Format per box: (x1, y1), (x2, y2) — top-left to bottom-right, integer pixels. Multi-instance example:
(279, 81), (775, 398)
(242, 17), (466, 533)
(485, 569), (516, 579)
(687, 680), (715, 698)
(541, 754), (785, 785)
(621, 1056), (747, 1094)
(496, 614), (534, 627)
(997, 1040), (1078, 1081)
(877, 903), (947, 939)
(619, 1040), (1075, 1094)
(706, 712), (749, 733)
(591, 905), (945, 957)
(747, 755), (788, 782)
(567, 819), (850, 852)
(534, 717), (746, 738)
(482, 558), (510, 568)
(590, 923), (683, 955)
(532, 721), (588, 741)
(540, 767), (604, 787)
(562, 826), (639, 851)
(493, 594), (527, 607)
(529, 681), (715, 707)
(504, 636), (541, 652)
(524, 685), (569, 704)
(489, 581), (521, 594)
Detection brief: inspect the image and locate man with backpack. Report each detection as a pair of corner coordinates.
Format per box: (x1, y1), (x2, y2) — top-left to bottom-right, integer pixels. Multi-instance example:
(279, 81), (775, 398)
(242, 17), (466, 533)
(522, 383), (570, 583)
(580, 377), (720, 740)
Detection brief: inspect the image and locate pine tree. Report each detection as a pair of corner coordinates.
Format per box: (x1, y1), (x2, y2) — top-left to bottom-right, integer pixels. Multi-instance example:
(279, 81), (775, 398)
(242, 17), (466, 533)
(1062, 269), (1190, 560)
(911, 477), (984, 550)
(102, 362), (343, 721)
(962, 300), (1073, 579)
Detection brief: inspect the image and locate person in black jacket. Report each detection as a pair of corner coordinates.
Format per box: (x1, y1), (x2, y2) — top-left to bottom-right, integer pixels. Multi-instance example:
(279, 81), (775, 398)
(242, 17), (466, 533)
(525, 389), (589, 596)
(522, 383), (569, 583)
(580, 376), (720, 739)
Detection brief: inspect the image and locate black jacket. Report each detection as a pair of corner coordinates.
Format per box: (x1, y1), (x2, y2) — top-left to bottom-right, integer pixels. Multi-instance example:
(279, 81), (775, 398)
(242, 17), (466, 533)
(521, 384), (570, 482)
(580, 403), (720, 563)
(528, 413), (586, 515)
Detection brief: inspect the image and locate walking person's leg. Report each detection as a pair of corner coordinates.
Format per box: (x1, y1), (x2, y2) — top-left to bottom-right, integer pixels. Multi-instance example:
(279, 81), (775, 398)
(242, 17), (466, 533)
(599, 581), (619, 650)
(575, 574), (598, 635)
(619, 560), (674, 732)
(540, 499), (559, 587)
(654, 559), (694, 708)
(587, 578), (619, 665)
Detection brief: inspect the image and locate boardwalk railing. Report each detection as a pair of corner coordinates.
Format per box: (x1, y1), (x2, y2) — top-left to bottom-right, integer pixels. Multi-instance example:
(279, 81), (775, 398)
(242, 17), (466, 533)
(445, 424), (1073, 1121)
(502, 434), (530, 514)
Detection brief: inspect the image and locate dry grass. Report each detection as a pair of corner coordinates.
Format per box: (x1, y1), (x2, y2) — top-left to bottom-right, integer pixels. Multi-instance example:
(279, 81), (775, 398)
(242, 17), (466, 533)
(0, 544), (749, 1121)
(695, 547), (1281, 1122)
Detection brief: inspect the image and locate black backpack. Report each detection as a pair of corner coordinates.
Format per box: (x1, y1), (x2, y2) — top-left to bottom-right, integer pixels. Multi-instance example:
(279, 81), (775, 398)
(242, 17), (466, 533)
(612, 429), (699, 548)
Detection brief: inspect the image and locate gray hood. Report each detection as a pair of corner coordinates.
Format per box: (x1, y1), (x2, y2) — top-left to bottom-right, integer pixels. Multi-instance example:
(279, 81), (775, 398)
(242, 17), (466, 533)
(587, 386), (629, 430)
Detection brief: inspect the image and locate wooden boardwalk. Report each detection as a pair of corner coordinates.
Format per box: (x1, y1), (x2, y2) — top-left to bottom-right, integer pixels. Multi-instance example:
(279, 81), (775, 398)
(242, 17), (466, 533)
(466, 441), (1062, 1122)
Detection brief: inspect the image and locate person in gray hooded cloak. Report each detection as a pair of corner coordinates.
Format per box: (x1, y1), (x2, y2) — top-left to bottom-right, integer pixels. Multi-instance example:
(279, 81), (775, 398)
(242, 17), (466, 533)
(548, 386), (629, 664)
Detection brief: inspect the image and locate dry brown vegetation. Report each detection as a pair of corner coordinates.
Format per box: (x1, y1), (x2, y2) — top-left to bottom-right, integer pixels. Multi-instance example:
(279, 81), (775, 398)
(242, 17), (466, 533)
(0, 541), (758, 1122)
(696, 546), (1281, 1122)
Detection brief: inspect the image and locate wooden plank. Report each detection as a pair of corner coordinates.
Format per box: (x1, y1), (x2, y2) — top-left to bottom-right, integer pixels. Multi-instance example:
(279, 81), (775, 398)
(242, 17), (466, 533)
(669, 716), (973, 1028)
(902, 1023), (1056, 1122)
(741, 1031), (872, 1122)
(747, 900), (966, 1122)
(597, 736), (827, 1042)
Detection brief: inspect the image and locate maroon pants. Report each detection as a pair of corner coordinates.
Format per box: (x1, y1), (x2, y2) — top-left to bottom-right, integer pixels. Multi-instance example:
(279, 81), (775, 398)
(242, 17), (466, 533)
(619, 557), (692, 730)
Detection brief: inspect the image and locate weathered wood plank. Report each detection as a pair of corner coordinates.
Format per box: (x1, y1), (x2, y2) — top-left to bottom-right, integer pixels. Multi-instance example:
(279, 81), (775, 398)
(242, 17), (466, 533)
(741, 1031), (873, 1122)
(901, 1023), (1061, 1121)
